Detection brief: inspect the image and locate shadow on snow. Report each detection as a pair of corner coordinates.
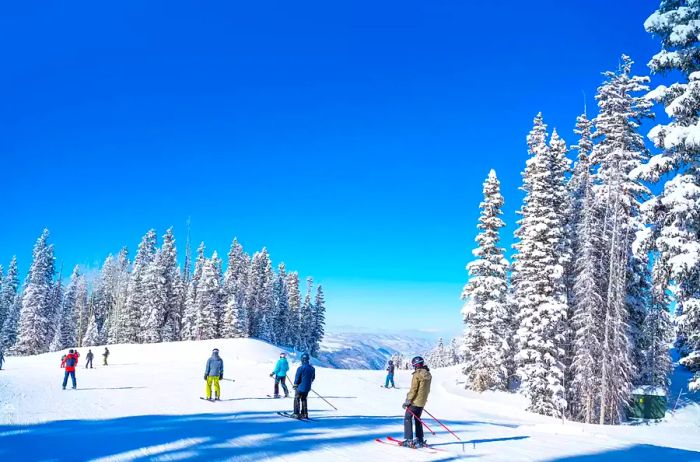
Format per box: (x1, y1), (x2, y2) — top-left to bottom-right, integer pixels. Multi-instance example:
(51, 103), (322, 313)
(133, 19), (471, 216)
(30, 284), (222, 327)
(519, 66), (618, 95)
(0, 412), (508, 461)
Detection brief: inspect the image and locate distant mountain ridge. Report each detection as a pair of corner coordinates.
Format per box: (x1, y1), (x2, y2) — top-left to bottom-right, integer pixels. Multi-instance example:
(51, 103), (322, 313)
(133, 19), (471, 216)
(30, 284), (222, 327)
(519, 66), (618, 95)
(317, 331), (436, 370)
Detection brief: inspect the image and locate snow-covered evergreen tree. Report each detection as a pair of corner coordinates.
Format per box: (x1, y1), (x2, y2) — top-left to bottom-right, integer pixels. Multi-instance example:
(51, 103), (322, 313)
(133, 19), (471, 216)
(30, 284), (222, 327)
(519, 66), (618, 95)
(298, 277), (315, 353)
(461, 169), (510, 392)
(570, 159), (605, 424)
(193, 253), (222, 340)
(107, 247), (130, 344)
(221, 238), (250, 338)
(182, 242), (206, 341)
(512, 114), (569, 417)
(311, 284), (326, 357)
(592, 55), (653, 423)
(14, 230), (57, 355)
(0, 257), (20, 349)
(120, 230), (157, 344)
(51, 266), (81, 351)
(286, 271), (301, 349)
(272, 263), (290, 346)
(82, 312), (99, 347)
(143, 228), (181, 343)
(246, 248), (274, 339)
(642, 0), (700, 391)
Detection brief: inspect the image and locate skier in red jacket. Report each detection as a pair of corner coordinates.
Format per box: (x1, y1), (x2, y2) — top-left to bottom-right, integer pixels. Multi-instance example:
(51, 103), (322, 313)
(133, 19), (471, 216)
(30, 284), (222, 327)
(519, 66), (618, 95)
(61, 349), (79, 390)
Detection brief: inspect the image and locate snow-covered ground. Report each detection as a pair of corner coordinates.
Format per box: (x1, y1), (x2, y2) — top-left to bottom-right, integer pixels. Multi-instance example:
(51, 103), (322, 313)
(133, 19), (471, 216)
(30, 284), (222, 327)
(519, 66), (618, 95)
(1, 338), (699, 461)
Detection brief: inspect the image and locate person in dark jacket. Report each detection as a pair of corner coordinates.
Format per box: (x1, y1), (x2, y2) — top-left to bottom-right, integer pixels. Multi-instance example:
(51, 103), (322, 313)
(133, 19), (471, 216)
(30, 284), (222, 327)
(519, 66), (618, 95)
(85, 350), (94, 369)
(385, 360), (395, 388)
(102, 347), (110, 366)
(204, 348), (224, 400)
(0, 349), (4, 370)
(291, 352), (315, 419)
(61, 349), (79, 390)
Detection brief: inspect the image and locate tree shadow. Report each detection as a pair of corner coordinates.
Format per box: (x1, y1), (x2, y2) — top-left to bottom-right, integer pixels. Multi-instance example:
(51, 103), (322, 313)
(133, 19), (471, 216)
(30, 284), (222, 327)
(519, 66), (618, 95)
(433, 435), (530, 449)
(549, 444), (700, 461)
(0, 412), (499, 461)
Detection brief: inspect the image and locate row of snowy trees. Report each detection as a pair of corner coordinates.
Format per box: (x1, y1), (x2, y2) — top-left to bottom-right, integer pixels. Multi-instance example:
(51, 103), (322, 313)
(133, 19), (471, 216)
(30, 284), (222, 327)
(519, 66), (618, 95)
(0, 229), (326, 357)
(459, 0), (700, 424)
(425, 337), (462, 368)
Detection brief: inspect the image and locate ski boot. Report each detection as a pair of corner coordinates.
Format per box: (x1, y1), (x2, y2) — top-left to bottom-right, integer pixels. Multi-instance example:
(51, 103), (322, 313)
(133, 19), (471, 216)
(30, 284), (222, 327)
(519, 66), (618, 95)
(289, 413), (302, 419)
(214, 396), (220, 401)
(400, 439), (415, 448)
(300, 413), (309, 420)
(413, 439), (427, 448)
(284, 392), (289, 398)
(273, 394), (280, 399)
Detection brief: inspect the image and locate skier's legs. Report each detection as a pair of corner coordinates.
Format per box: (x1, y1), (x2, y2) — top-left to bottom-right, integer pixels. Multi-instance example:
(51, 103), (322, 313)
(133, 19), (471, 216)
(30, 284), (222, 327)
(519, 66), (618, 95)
(69, 371), (77, 388)
(389, 375), (395, 388)
(280, 377), (289, 396)
(62, 371), (69, 389)
(293, 392), (300, 414)
(300, 391), (309, 415)
(205, 376), (213, 399)
(403, 407), (414, 440)
(212, 377), (221, 398)
(412, 406), (424, 441)
(274, 377), (280, 396)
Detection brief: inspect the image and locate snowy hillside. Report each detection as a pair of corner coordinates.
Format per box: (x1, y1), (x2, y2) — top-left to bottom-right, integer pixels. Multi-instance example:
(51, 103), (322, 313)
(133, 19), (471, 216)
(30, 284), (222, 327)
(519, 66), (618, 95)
(1, 338), (699, 461)
(317, 331), (435, 369)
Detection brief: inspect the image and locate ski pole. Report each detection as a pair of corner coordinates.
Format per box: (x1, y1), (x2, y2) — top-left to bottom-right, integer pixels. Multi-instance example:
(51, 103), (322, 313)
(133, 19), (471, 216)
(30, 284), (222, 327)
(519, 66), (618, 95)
(422, 409), (462, 442)
(286, 374), (338, 411)
(310, 387), (338, 411)
(221, 378), (236, 383)
(405, 406), (436, 436)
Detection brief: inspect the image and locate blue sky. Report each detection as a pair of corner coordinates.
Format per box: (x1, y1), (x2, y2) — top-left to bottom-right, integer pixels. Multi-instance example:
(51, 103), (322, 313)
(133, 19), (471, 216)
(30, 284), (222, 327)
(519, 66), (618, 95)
(1, 1), (662, 337)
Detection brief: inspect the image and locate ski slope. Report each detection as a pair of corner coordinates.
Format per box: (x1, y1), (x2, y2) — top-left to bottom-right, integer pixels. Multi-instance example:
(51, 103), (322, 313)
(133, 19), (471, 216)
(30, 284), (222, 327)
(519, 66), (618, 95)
(0, 338), (699, 462)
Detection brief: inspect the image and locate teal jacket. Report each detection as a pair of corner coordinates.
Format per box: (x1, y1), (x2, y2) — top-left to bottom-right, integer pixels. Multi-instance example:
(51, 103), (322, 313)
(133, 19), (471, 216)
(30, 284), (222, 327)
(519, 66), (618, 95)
(272, 358), (289, 377)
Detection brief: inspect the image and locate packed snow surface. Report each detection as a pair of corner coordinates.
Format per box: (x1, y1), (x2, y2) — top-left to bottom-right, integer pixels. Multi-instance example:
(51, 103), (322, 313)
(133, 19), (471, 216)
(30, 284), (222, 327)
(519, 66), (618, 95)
(1, 338), (699, 461)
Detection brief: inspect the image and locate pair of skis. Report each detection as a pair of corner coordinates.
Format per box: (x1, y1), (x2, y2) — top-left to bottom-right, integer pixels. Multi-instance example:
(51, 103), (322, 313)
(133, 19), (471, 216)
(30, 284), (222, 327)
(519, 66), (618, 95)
(277, 411), (315, 422)
(375, 436), (444, 454)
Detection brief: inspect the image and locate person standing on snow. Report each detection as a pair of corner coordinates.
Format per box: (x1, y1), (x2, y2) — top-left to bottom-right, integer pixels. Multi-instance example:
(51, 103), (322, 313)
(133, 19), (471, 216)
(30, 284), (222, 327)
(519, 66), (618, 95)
(85, 350), (94, 369)
(60, 354), (66, 368)
(291, 352), (315, 419)
(204, 348), (224, 401)
(102, 347), (110, 366)
(61, 349), (79, 390)
(0, 349), (5, 370)
(270, 352), (290, 398)
(385, 359), (396, 388)
(401, 356), (432, 448)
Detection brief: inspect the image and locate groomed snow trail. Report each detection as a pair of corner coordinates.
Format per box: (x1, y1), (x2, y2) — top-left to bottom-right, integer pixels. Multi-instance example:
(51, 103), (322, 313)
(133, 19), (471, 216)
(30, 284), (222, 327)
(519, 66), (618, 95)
(0, 338), (698, 461)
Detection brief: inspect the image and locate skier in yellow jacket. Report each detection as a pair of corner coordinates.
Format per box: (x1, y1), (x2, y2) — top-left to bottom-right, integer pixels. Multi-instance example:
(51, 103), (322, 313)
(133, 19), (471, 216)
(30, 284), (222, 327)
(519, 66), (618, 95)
(401, 356), (432, 448)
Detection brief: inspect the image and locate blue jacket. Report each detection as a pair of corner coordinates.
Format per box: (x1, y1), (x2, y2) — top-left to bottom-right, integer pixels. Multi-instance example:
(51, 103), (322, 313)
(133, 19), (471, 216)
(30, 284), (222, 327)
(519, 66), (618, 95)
(205, 352), (224, 377)
(294, 363), (315, 393)
(272, 358), (289, 378)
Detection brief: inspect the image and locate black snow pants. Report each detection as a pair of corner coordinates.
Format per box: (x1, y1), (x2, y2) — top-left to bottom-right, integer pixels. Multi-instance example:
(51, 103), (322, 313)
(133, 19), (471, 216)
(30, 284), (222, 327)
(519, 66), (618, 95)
(274, 376), (289, 396)
(404, 405), (424, 441)
(294, 391), (309, 415)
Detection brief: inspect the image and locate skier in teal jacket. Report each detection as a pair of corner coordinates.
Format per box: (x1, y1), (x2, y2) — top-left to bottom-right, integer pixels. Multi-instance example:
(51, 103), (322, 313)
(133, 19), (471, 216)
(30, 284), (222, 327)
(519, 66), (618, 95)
(269, 352), (290, 398)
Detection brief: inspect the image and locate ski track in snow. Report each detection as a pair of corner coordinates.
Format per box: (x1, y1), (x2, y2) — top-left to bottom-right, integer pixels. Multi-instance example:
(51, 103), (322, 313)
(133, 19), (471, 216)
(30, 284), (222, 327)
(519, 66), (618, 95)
(0, 338), (699, 462)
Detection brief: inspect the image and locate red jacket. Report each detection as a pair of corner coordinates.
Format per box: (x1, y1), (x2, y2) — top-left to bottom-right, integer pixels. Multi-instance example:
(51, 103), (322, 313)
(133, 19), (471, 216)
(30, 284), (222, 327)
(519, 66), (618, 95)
(61, 353), (79, 372)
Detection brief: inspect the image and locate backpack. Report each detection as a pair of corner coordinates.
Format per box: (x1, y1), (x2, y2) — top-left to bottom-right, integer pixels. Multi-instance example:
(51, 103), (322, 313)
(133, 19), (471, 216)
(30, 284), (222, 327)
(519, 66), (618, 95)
(65, 355), (76, 368)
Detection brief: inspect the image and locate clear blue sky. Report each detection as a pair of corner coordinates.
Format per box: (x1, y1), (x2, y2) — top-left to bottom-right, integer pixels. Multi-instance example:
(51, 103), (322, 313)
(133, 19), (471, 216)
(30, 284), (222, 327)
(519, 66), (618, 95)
(0, 1), (661, 337)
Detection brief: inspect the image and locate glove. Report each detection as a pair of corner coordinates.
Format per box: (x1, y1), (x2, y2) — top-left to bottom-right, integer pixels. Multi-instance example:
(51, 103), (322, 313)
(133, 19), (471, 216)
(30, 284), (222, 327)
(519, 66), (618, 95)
(402, 400), (411, 410)
(219, 374), (223, 380)
(270, 373), (274, 378)
(293, 384), (298, 390)
(204, 374), (207, 381)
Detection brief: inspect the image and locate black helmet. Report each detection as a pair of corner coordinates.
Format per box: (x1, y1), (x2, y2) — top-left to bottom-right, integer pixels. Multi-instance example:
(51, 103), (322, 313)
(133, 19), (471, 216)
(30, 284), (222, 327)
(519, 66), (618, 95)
(411, 356), (425, 368)
(69, 349), (74, 353)
(388, 359), (394, 364)
(301, 353), (310, 363)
